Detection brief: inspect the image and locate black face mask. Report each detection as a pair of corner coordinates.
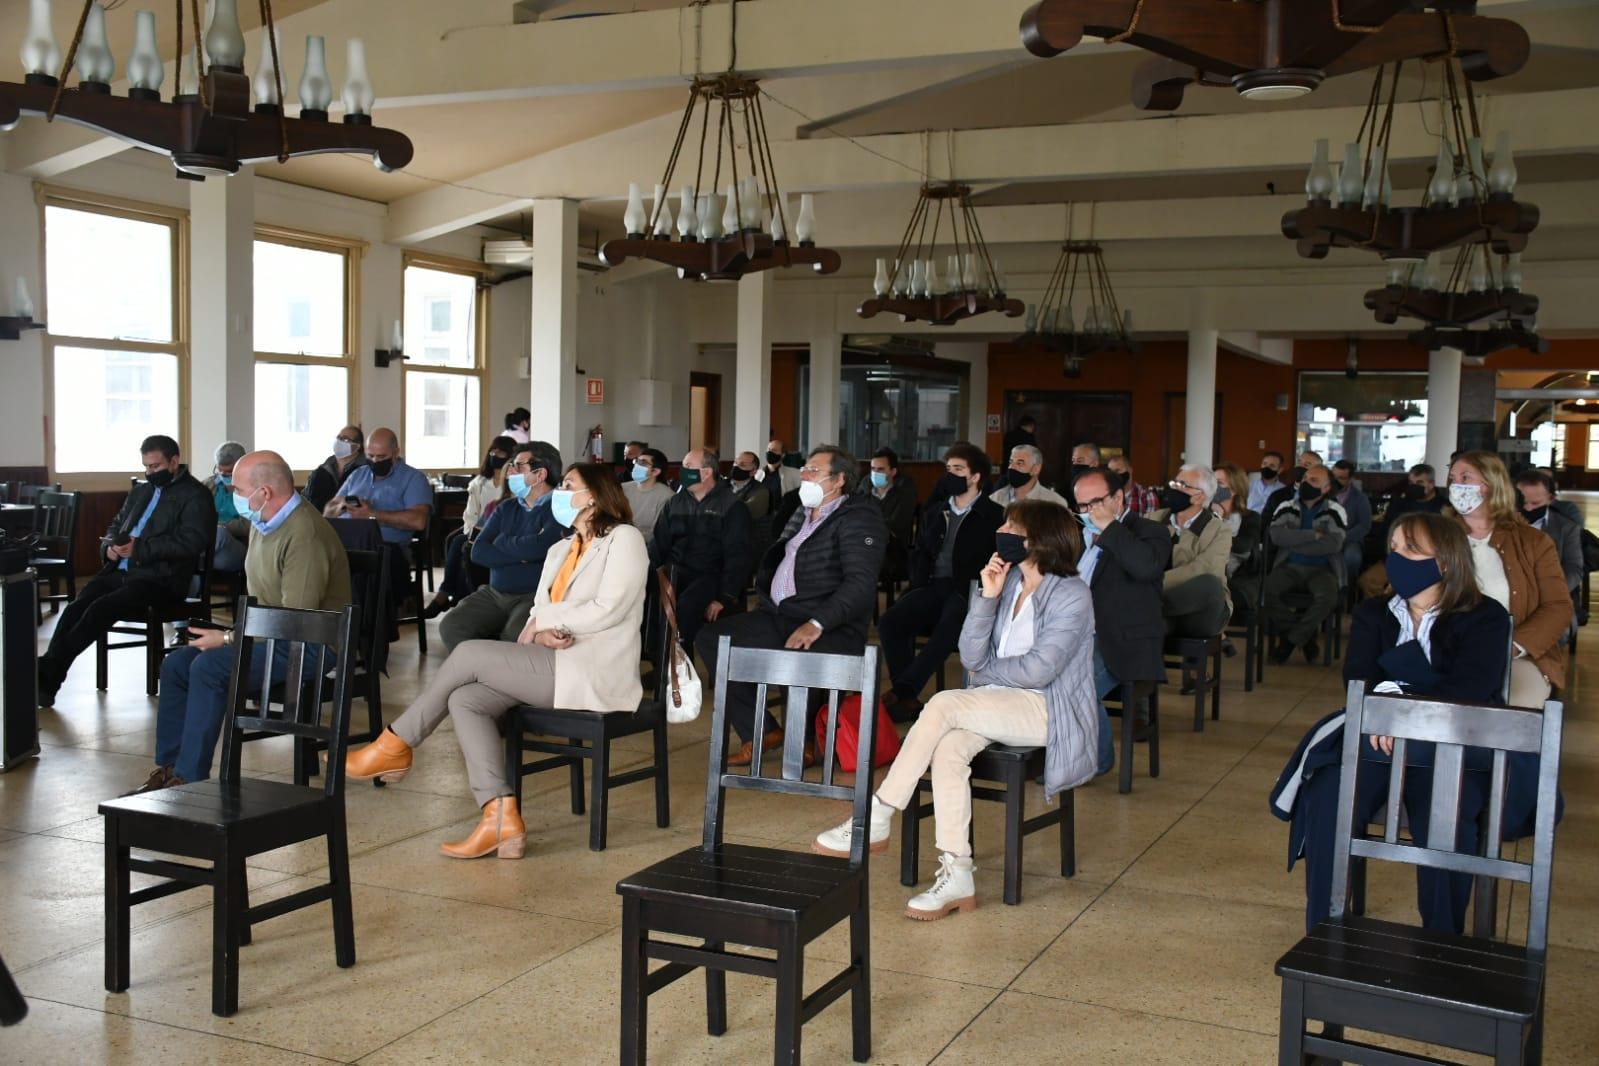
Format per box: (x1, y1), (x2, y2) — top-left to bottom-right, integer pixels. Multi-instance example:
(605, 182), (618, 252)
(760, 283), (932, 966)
(1333, 474), (1350, 489)
(1405, 482), (1427, 500)
(1069, 463), (1091, 483)
(1289, 466), (1307, 485)
(1260, 466), (1279, 482)
(146, 468), (175, 489)
(1298, 481), (1324, 504)
(488, 454), (508, 471)
(1004, 468), (1032, 489)
(1524, 505), (1549, 524)
(994, 532), (1030, 565)
(1158, 486), (1191, 513)
(729, 466), (753, 482)
(765, 450), (782, 466)
(369, 458), (394, 478)
(936, 473), (971, 500)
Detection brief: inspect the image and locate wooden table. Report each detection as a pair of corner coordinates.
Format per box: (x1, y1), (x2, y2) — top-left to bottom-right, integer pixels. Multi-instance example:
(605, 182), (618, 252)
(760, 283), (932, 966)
(0, 505), (34, 535)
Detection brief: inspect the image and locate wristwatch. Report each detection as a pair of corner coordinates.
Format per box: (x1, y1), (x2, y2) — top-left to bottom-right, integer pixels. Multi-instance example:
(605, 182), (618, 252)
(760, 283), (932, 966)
(222, 629), (234, 646)
(807, 618), (825, 634)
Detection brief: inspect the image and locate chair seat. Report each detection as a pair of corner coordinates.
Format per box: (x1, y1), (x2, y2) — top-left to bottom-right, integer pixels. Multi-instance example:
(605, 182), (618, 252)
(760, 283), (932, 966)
(517, 698), (664, 738)
(617, 843), (858, 921)
(967, 743), (1044, 779)
(32, 556), (69, 568)
(1275, 915), (1545, 1022)
(100, 777), (330, 830)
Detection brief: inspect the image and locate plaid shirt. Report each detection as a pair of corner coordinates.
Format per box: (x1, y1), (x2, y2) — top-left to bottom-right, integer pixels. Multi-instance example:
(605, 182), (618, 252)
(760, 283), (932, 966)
(770, 493), (847, 606)
(1123, 479), (1160, 515)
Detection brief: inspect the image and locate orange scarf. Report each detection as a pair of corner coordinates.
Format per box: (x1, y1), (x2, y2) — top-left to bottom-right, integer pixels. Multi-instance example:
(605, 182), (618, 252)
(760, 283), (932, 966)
(549, 535), (590, 603)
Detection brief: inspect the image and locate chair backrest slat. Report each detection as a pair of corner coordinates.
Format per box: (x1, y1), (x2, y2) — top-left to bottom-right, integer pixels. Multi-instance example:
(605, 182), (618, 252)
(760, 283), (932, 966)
(1484, 749), (1507, 861)
(1383, 742), (1405, 843)
(1426, 740), (1465, 857)
(703, 636), (879, 866)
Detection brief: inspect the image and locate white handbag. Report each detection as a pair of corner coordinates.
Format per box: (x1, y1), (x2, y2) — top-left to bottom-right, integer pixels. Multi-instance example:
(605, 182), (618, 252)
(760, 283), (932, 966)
(657, 570), (703, 723)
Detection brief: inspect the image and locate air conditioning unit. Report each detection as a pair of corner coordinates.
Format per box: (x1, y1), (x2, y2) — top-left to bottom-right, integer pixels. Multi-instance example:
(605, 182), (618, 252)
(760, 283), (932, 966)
(481, 239), (608, 273)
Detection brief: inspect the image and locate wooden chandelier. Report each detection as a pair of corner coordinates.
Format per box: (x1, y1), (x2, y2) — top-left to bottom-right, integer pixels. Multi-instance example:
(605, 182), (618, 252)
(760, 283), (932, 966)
(1017, 240), (1138, 373)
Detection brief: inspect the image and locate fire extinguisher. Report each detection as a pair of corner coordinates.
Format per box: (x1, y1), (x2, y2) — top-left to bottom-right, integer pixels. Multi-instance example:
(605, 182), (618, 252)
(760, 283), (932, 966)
(586, 424), (605, 462)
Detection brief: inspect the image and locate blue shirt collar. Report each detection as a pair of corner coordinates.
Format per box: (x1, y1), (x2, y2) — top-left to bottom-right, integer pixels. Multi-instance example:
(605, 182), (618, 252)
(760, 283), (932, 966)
(255, 490), (302, 536)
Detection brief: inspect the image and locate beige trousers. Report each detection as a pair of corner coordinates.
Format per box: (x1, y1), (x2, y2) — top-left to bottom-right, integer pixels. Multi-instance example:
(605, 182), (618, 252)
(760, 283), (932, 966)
(389, 639), (556, 807)
(1508, 658), (1552, 711)
(876, 686), (1048, 858)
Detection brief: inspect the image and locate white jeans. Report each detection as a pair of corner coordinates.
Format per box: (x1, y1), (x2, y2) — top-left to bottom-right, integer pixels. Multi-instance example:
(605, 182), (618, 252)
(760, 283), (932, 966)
(876, 687), (1047, 858)
(1508, 658), (1552, 710)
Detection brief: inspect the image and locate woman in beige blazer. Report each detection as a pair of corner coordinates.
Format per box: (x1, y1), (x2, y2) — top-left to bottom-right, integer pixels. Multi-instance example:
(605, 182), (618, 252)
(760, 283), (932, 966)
(345, 463), (647, 860)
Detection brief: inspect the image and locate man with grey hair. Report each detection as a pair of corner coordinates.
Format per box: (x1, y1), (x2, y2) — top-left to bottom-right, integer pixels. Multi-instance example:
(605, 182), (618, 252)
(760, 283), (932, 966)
(1150, 463), (1235, 639)
(1070, 441), (1102, 482)
(204, 440), (251, 572)
(132, 449), (352, 793)
(651, 446), (755, 646)
(990, 443), (1069, 508)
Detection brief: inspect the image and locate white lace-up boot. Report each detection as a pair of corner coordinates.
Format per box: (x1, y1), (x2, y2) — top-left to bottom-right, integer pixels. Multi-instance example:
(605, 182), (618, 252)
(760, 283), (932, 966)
(904, 853), (976, 921)
(812, 796), (894, 857)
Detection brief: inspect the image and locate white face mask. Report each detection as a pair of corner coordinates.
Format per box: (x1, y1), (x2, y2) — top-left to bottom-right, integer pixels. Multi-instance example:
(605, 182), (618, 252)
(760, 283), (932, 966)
(798, 480), (826, 509)
(1448, 482), (1485, 515)
(333, 439), (356, 460)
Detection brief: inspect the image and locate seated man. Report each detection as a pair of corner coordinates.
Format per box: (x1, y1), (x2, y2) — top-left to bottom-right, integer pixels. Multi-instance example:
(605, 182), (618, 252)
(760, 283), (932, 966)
(623, 447), (674, 541)
(1266, 464), (1347, 664)
(1332, 459), (1372, 583)
(696, 445), (887, 766)
(1070, 441), (1101, 484)
(858, 446), (917, 548)
(1150, 465), (1234, 639)
(991, 444), (1070, 508)
(324, 426), (433, 605)
(1263, 449), (1322, 520)
(203, 440), (250, 573)
(1356, 463), (1444, 599)
(763, 437), (802, 499)
(439, 441), (566, 651)
(1247, 450), (1287, 514)
(878, 443), (1003, 719)
(650, 448), (754, 647)
(1072, 468), (1171, 762)
(1106, 454), (1158, 515)
(303, 424), (367, 513)
(131, 451), (353, 792)
(38, 435), (215, 707)
(1516, 468), (1584, 600)
(729, 450), (776, 562)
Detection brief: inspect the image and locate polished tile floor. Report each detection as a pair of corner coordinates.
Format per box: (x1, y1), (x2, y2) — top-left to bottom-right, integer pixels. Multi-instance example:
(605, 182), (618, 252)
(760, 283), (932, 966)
(4, 526), (1598, 1063)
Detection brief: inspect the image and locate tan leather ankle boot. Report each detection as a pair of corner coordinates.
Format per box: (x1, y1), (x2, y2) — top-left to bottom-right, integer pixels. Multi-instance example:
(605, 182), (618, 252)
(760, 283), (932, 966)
(345, 728), (413, 784)
(440, 796), (526, 860)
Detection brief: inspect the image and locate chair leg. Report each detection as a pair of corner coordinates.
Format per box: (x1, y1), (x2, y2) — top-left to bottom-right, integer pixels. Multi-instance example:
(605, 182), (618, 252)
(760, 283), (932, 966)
(705, 937), (728, 1037)
(900, 788), (921, 887)
(620, 898), (649, 1063)
(1243, 625), (1256, 693)
(145, 623), (161, 697)
(569, 740), (587, 816)
(773, 927), (803, 1066)
(652, 717), (671, 829)
(327, 811), (357, 968)
(1059, 789), (1076, 878)
(1278, 978), (1307, 1065)
(1190, 651), (1205, 733)
(1118, 685), (1134, 795)
(1211, 647), (1223, 721)
(504, 723), (524, 806)
(1494, 1019), (1524, 1064)
(211, 846), (242, 1017)
(589, 733), (610, 852)
(96, 632), (109, 691)
(850, 901), (872, 1063)
(1350, 855), (1367, 917)
(1148, 688), (1161, 779)
(1002, 763), (1024, 906)
(104, 830), (131, 993)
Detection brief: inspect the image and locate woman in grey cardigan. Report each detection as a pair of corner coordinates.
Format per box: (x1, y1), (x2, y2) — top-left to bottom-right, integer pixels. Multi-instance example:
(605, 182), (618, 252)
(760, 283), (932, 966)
(815, 500), (1099, 920)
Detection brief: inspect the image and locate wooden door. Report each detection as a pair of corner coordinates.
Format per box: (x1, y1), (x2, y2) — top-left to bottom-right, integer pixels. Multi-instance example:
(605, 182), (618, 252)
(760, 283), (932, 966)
(689, 371), (722, 453)
(1003, 390), (1131, 487)
(1162, 392), (1224, 478)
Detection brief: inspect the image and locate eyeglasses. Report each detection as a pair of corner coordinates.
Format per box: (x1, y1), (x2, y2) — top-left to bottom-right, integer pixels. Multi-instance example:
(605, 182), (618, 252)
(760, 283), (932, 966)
(337, 436), (361, 445)
(1075, 492), (1115, 512)
(1167, 480), (1194, 492)
(508, 460), (534, 471)
(800, 466), (834, 478)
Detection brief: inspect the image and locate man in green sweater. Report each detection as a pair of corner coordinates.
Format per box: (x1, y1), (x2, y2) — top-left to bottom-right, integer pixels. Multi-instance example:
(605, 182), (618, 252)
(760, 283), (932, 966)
(130, 450), (353, 793)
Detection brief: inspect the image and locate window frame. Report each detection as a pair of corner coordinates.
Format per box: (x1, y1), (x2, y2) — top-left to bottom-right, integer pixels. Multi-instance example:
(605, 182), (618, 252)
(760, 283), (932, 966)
(400, 251), (490, 473)
(252, 225), (365, 475)
(38, 185), (190, 489)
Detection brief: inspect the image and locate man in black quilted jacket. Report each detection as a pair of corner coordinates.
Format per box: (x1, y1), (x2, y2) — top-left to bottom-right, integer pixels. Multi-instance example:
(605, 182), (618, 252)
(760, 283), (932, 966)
(696, 444), (887, 767)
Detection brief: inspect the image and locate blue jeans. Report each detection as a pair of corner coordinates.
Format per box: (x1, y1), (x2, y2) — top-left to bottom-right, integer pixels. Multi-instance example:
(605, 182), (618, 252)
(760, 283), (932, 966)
(1093, 647), (1117, 775)
(155, 641), (294, 783)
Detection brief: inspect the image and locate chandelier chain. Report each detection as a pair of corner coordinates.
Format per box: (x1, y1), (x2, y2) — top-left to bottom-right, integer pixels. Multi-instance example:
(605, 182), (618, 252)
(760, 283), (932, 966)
(47, 1), (96, 121)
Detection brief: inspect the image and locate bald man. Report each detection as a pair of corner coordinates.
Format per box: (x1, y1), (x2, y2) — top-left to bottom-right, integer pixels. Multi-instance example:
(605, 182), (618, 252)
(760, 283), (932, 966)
(325, 426), (433, 602)
(132, 451), (353, 793)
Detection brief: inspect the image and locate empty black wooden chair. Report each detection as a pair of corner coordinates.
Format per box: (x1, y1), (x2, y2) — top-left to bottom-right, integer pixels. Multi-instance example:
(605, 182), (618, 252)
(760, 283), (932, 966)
(394, 524), (431, 653)
(96, 534), (215, 696)
(616, 638), (880, 1065)
(503, 568), (670, 851)
(1105, 680), (1160, 795)
(1164, 633), (1223, 732)
(31, 488), (80, 620)
(99, 600), (360, 1017)
(899, 743), (1074, 906)
(1226, 543), (1266, 692)
(1275, 680), (1563, 1065)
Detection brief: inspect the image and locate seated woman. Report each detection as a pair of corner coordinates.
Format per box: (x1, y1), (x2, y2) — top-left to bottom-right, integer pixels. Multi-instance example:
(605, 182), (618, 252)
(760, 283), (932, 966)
(813, 500), (1099, 920)
(423, 435), (515, 619)
(1276, 512), (1511, 935)
(1446, 450), (1571, 708)
(345, 463), (647, 860)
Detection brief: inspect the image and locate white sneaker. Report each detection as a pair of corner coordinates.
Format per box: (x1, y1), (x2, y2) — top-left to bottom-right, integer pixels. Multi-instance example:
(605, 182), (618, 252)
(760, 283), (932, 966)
(812, 796), (894, 857)
(905, 853), (977, 921)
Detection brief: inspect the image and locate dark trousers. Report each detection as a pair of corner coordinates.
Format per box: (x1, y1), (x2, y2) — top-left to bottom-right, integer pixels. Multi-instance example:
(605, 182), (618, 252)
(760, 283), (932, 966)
(439, 531), (487, 604)
(694, 609), (865, 742)
(155, 641), (295, 783)
(1265, 563), (1340, 647)
(40, 570), (178, 690)
(878, 580), (968, 698)
(1300, 754), (1482, 934)
(1228, 572), (1260, 626)
(674, 571), (730, 648)
(1163, 573), (1232, 639)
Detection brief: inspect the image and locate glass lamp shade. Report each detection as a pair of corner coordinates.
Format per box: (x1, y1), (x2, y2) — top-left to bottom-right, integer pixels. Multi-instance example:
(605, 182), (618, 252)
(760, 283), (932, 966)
(1427, 140), (1456, 207)
(21, 0), (61, 78)
(676, 187), (696, 239)
(651, 184), (671, 236)
(1337, 142), (1363, 206)
(390, 319), (404, 353)
(962, 253), (976, 290)
(1360, 145), (1386, 211)
(126, 10), (165, 93)
(721, 185), (738, 235)
(298, 35), (333, 112)
(204, 0), (246, 69)
(623, 183), (648, 237)
(925, 258), (942, 295)
(908, 259), (925, 297)
(1488, 132), (1517, 196)
(253, 28), (281, 105)
(75, 3), (115, 84)
(768, 199), (786, 241)
(1420, 254), (1443, 292)
(1457, 137), (1485, 202)
(1059, 305), (1074, 335)
(795, 194), (816, 243)
(1504, 253), (1523, 292)
(696, 193), (719, 240)
(1305, 138), (1335, 202)
(739, 177), (761, 230)
(13, 277), (35, 320)
(1025, 303), (1038, 332)
(341, 38), (375, 116)
(873, 258), (889, 297)
(1122, 307), (1134, 336)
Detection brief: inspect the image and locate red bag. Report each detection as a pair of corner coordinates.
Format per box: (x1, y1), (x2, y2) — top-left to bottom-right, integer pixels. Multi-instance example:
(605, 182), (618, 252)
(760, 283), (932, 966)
(814, 695), (902, 772)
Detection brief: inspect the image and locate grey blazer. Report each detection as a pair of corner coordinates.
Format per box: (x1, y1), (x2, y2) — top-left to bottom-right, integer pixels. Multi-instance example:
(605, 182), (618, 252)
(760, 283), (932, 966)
(1540, 509), (1584, 594)
(958, 572), (1099, 801)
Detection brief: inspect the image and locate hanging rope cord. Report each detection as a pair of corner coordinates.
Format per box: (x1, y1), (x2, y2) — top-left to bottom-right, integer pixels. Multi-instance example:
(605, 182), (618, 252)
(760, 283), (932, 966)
(259, 0), (290, 163)
(47, 1), (97, 120)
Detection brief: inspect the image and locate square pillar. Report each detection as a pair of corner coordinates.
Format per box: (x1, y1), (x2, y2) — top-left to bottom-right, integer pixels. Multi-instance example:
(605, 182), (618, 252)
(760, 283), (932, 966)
(530, 198), (579, 458)
(736, 271), (773, 454)
(807, 302), (840, 449)
(189, 171), (255, 458)
(1426, 346), (1463, 474)
(1184, 327), (1219, 468)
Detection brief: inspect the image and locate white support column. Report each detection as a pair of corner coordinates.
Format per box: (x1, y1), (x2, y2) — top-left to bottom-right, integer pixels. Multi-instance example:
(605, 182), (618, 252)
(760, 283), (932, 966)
(931, 342), (991, 451)
(807, 302), (840, 449)
(735, 271), (774, 454)
(189, 171), (255, 457)
(530, 198), (579, 458)
(1426, 345), (1464, 475)
(1184, 327), (1219, 468)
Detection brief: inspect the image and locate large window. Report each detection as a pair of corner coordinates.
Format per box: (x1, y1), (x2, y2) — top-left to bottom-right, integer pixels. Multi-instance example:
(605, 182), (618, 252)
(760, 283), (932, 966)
(253, 230), (359, 470)
(803, 357), (965, 461)
(1297, 371), (1428, 473)
(44, 196), (186, 475)
(402, 258), (484, 469)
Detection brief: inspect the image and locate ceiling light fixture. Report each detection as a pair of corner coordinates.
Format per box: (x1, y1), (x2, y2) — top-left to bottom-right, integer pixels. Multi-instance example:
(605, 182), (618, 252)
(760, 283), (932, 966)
(1018, 0), (1530, 112)
(0, 0), (412, 180)
(1369, 245), (1547, 358)
(1014, 209), (1138, 377)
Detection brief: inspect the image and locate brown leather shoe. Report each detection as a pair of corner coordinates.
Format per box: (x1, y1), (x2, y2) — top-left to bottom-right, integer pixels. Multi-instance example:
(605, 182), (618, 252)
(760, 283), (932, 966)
(440, 796), (526, 860)
(345, 728), (413, 784)
(726, 728), (785, 768)
(123, 765), (179, 797)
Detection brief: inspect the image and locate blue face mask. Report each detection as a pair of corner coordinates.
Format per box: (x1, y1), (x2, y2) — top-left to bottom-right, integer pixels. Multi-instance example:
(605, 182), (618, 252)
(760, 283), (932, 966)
(217, 472), (232, 487)
(870, 471), (889, 490)
(232, 489), (263, 525)
(508, 473), (533, 499)
(631, 463), (651, 484)
(550, 489), (584, 528)
(1076, 511), (1098, 534)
